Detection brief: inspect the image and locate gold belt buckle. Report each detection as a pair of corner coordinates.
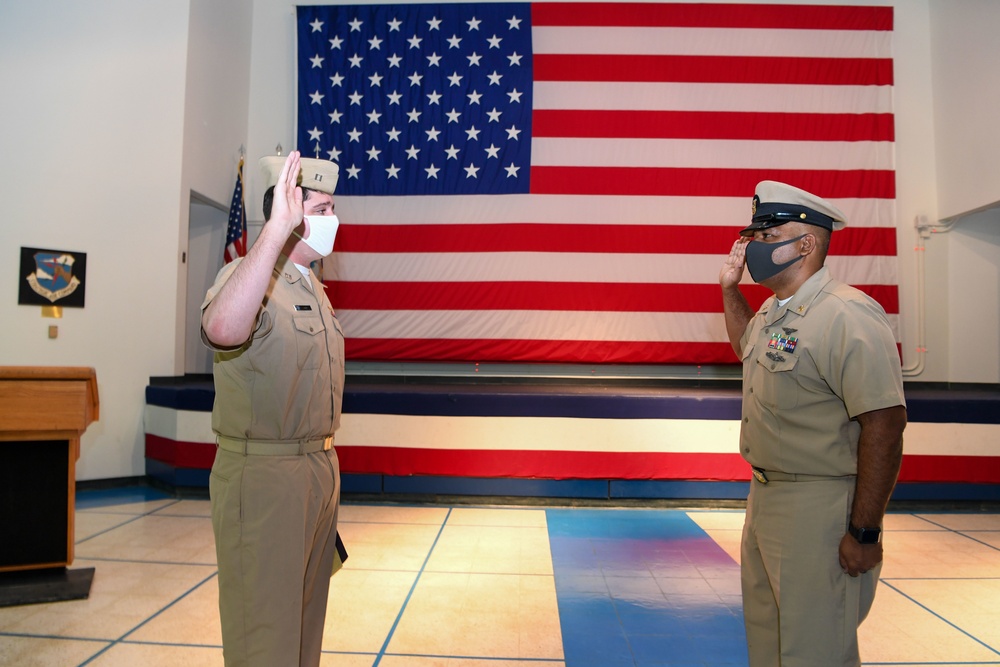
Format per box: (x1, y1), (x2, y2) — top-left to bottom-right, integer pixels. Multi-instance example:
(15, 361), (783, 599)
(752, 468), (769, 484)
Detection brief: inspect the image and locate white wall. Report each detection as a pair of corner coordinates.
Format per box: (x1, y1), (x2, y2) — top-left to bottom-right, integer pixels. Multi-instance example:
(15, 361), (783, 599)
(176, 0), (255, 373)
(0, 0), (253, 480)
(926, 0), (1000, 384)
(929, 0), (1000, 219)
(0, 0), (191, 480)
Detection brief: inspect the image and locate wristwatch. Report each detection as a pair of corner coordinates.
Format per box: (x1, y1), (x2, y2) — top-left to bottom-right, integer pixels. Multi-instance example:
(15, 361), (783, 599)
(848, 522), (881, 544)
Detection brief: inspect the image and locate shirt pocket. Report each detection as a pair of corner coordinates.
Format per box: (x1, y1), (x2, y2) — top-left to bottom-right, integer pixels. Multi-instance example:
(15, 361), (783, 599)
(292, 314), (324, 369)
(751, 346), (801, 410)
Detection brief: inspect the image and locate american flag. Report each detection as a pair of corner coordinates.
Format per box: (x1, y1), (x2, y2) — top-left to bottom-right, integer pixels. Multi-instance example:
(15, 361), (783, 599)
(224, 158), (247, 264)
(297, 2), (896, 365)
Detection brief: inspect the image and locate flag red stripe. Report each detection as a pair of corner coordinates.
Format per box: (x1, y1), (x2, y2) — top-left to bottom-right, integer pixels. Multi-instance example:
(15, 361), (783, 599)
(328, 282), (899, 314)
(530, 167), (896, 198)
(338, 449), (996, 483)
(336, 224), (897, 255)
(339, 446), (751, 480)
(532, 110), (895, 142)
(533, 54), (894, 86)
(531, 3), (893, 31)
(346, 338), (739, 364)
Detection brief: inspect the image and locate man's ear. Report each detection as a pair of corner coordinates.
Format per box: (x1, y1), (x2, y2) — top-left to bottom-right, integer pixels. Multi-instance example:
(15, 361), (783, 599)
(799, 232), (817, 256)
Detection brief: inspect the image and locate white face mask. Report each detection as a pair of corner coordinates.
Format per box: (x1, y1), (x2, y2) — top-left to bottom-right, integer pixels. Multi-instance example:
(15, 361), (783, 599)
(294, 215), (340, 257)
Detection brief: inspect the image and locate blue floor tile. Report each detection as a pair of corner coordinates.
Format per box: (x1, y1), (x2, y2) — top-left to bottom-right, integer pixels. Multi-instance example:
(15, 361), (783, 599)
(549, 508), (748, 667)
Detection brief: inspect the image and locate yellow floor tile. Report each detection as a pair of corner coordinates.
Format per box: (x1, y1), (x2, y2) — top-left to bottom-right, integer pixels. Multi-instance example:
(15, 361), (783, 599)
(323, 569), (419, 653)
(124, 573), (221, 646)
(0, 559), (216, 640)
(341, 504), (450, 525)
(83, 642), (223, 667)
(387, 571), (563, 660)
(0, 635), (109, 667)
(75, 514), (216, 565)
(425, 524), (554, 575)
(860, 582), (1000, 663)
(337, 521), (444, 571)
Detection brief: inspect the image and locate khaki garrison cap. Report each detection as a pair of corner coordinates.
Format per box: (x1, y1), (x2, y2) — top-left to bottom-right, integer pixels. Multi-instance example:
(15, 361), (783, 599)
(740, 180), (847, 237)
(259, 155), (340, 195)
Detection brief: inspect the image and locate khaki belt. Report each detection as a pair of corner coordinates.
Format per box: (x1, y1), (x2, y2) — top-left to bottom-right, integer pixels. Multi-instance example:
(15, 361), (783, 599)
(217, 434), (334, 456)
(752, 467), (855, 484)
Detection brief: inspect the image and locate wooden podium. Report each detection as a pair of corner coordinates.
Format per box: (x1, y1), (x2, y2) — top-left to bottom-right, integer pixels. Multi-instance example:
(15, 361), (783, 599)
(0, 366), (99, 605)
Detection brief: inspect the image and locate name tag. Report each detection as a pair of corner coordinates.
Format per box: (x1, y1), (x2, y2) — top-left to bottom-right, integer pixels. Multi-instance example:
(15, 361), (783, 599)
(294, 305), (313, 311)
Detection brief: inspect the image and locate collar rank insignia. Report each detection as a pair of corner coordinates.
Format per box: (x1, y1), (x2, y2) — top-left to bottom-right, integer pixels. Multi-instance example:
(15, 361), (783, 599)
(768, 332), (798, 354)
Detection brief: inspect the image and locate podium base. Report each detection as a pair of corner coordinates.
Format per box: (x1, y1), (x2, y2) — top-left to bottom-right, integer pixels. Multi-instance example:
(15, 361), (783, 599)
(0, 567), (95, 607)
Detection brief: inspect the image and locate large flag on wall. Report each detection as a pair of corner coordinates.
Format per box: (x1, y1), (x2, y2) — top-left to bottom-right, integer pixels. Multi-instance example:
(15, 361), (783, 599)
(296, 2), (896, 365)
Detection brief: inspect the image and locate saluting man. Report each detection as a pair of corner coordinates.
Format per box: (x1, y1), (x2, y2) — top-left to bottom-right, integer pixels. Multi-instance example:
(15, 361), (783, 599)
(720, 181), (907, 667)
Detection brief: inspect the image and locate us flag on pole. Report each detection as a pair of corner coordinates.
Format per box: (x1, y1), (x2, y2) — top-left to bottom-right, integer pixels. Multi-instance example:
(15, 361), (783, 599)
(296, 3), (897, 365)
(224, 158), (247, 264)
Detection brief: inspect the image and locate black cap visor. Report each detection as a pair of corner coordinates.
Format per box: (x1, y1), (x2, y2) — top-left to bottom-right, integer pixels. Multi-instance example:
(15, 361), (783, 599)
(740, 203), (836, 237)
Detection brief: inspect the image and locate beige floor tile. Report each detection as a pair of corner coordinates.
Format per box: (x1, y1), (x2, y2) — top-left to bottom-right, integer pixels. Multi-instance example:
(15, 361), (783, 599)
(320, 654), (377, 667)
(76, 514), (216, 565)
(882, 529), (1000, 578)
(883, 512), (949, 531)
(388, 572), (563, 660)
(972, 530), (1000, 550)
(124, 574), (221, 646)
(425, 524), (554, 575)
(341, 504), (450, 525)
(323, 569), (419, 653)
(84, 641), (223, 666)
(447, 507), (548, 528)
(917, 513), (1000, 531)
(76, 511), (142, 542)
(152, 499), (213, 518)
(0, 559), (216, 640)
(890, 579), (1000, 649)
(0, 635), (108, 667)
(380, 658), (564, 667)
(337, 522), (443, 571)
(860, 581), (1000, 663)
(78, 499), (179, 516)
(685, 509), (745, 530)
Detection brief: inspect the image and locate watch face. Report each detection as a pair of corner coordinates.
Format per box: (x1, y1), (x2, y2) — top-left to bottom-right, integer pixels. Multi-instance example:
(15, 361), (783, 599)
(853, 525), (881, 544)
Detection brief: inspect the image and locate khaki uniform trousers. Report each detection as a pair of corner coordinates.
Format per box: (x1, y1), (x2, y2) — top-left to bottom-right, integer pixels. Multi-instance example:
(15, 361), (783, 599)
(741, 474), (879, 667)
(210, 444), (341, 667)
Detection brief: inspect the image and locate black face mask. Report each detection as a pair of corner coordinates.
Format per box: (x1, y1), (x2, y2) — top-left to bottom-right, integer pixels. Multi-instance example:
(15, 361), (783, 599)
(745, 234), (806, 283)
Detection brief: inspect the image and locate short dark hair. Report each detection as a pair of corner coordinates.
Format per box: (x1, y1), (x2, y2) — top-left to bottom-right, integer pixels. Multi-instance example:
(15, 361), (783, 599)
(262, 186), (318, 220)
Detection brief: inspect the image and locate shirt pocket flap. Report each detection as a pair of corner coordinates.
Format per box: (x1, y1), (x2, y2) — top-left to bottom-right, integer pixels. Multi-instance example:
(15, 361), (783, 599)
(292, 314), (324, 337)
(757, 348), (799, 374)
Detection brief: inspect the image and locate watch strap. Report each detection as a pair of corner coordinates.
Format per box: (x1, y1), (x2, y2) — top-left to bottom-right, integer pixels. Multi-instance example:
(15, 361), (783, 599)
(849, 522), (881, 544)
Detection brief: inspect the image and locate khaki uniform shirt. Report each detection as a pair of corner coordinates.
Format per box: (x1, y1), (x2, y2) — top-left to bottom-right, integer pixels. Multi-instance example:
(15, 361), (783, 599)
(201, 254), (346, 441)
(739, 266), (905, 476)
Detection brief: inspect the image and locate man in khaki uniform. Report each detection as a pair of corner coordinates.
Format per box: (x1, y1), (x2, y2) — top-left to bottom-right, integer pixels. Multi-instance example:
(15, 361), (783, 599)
(202, 151), (345, 667)
(719, 181), (907, 667)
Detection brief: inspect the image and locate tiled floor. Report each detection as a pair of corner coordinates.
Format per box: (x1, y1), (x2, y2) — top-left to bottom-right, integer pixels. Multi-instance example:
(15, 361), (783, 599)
(1, 488), (999, 666)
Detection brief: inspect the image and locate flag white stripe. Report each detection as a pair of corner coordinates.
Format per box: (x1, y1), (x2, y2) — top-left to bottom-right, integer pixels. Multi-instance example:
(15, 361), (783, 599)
(335, 195), (898, 228)
(535, 81), (893, 114)
(532, 26), (892, 59)
(532, 138), (896, 170)
(328, 253), (898, 286)
(338, 309), (900, 342)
